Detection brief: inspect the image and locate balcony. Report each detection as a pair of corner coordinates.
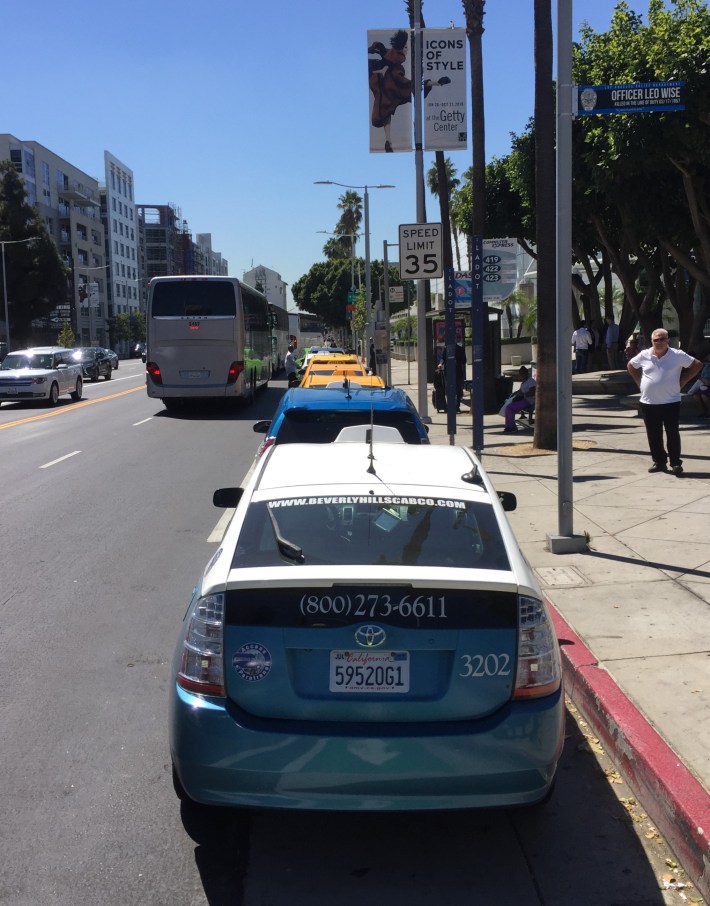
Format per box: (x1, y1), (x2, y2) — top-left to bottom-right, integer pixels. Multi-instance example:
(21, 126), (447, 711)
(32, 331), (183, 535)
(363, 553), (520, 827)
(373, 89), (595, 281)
(58, 183), (99, 206)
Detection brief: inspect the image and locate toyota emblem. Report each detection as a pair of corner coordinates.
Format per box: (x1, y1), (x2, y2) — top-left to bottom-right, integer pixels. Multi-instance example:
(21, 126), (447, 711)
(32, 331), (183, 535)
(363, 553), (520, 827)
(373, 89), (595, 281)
(354, 625), (387, 648)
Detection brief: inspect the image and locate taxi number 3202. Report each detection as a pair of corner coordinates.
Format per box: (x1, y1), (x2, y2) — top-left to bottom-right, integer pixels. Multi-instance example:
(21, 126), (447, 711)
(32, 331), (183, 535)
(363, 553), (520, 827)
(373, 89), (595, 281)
(459, 653), (512, 677)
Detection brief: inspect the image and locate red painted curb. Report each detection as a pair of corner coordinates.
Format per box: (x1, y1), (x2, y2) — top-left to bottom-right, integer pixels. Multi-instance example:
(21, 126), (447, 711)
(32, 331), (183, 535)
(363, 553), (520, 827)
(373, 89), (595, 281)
(548, 600), (710, 902)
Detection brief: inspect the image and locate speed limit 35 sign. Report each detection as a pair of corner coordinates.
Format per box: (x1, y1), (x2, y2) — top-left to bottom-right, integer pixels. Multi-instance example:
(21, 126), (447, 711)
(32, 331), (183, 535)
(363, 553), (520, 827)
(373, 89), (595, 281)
(398, 222), (443, 279)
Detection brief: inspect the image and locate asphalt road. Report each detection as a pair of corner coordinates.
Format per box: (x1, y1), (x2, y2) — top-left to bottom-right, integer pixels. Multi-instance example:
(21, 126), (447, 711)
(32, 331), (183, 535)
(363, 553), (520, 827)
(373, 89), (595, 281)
(0, 360), (696, 905)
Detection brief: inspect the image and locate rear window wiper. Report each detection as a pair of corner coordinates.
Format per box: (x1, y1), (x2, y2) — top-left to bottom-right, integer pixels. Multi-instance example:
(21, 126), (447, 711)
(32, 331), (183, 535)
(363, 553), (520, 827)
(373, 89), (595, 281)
(266, 506), (305, 564)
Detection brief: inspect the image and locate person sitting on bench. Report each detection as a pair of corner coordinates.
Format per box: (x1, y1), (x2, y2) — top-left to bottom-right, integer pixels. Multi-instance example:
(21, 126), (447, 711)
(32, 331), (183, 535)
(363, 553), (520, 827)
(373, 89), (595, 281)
(503, 366), (536, 434)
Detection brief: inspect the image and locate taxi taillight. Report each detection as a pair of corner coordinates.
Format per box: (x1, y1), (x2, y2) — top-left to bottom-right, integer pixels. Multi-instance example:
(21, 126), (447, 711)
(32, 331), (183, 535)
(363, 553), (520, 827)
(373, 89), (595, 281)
(177, 593), (225, 697)
(513, 596), (562, 699)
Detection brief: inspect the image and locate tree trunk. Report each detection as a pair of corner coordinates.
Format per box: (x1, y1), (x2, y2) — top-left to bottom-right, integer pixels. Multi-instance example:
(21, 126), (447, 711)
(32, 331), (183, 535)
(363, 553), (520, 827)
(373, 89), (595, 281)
(532, 0), (556, 450)
(435, 151), (454, 271)
(462, 0), (487, 411)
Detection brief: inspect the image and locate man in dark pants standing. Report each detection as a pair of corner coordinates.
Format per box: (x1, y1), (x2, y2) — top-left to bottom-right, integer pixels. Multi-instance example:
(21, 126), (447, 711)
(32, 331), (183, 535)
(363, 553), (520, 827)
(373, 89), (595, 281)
(627, 328), (702, 475)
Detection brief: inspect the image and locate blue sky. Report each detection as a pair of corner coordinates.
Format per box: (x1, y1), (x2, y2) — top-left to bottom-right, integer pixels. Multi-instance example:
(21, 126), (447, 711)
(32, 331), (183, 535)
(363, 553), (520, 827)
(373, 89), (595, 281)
(2, 0), (641, 306)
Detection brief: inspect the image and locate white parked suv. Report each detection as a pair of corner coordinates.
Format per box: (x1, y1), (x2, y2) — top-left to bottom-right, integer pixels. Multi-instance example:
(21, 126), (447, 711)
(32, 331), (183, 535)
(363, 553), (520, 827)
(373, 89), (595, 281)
(0, 346), (83, 407)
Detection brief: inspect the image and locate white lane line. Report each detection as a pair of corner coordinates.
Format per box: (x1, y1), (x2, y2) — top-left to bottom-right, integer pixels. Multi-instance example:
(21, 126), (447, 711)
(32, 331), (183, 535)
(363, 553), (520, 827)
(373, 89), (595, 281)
(40, 450), (82, 469)
(207, 509), (234, 543)
(133, 417), (153, 426)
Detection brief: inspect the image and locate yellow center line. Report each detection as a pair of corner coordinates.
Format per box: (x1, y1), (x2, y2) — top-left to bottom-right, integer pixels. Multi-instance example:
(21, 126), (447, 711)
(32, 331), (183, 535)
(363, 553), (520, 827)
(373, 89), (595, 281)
(0, 385), (144, 431)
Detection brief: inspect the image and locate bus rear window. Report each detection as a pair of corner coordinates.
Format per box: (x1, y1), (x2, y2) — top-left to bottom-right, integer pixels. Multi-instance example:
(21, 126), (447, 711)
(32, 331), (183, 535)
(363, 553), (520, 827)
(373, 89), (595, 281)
(151, 282), (237, 317)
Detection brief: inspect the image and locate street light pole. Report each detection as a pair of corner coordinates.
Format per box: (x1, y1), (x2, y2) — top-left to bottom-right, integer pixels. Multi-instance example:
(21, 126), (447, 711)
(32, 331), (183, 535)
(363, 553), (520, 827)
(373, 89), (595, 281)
(1, 237), (37, 353)
(314, 180), (394, 365)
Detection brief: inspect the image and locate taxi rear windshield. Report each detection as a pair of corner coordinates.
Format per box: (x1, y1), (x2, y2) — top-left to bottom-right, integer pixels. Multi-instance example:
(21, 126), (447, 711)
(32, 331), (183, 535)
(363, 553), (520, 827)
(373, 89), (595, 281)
(277, 410), (424, 444)
(232, 497), (510, 570)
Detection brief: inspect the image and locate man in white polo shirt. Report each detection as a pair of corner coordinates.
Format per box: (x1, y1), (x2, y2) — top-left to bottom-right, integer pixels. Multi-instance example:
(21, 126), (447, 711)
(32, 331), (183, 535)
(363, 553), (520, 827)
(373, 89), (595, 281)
(627, 328), (702, 475)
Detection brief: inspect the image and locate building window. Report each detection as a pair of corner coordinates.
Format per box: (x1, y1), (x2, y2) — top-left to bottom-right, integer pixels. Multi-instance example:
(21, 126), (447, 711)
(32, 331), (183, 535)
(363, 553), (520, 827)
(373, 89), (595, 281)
(10, 149), (22, 172)
(42, 161), (50, 186)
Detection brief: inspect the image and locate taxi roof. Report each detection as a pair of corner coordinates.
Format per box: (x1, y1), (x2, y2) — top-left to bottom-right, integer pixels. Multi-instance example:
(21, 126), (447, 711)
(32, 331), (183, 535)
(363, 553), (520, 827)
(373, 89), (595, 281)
(254, 442), (488, 498)
(275, 386), (416, 410)
(302, 373), (386, 389)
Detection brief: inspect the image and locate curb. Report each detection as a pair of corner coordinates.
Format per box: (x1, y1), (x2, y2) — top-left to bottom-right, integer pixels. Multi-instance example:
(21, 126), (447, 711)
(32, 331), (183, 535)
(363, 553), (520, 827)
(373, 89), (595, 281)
(548, 600), (710, 901)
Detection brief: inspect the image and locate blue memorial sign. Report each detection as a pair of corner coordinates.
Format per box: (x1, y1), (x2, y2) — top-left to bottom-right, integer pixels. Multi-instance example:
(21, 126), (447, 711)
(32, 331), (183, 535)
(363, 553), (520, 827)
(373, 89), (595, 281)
(577, 81), (685, 115)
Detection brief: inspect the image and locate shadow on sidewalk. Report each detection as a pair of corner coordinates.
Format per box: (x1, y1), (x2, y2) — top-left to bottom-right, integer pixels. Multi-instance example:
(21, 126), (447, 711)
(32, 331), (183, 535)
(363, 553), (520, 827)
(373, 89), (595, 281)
(584, 549), (710, 580)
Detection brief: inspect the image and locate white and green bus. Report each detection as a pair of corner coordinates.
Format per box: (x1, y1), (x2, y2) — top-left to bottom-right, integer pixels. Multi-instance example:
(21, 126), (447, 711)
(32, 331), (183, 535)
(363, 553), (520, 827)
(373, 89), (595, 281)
(146, 276), (272, 411)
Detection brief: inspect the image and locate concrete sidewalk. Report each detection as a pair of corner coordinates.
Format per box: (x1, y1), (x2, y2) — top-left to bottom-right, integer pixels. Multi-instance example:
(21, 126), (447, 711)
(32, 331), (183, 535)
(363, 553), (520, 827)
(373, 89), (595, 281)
(389, 356), (710, 900)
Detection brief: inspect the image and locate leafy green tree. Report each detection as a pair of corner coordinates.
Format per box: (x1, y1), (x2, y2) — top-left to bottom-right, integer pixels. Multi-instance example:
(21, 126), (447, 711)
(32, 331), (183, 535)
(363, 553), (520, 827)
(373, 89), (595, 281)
(58, 322), (76, 348)
(574, 0), (710, 353)
(0, 160), (67, 348)
(293, 257), (409, 329)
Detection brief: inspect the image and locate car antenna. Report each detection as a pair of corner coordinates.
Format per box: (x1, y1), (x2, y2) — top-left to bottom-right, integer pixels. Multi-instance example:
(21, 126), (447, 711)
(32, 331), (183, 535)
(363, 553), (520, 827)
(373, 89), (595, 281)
(367, 402), (376, 474)
(343, 376), (352, 399)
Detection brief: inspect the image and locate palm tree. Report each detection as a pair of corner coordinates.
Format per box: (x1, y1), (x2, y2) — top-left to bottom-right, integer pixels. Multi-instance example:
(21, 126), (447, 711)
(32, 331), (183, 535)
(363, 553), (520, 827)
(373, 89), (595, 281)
(532, 0), (556, 450)
(427, 158), (462, 269)
(322, 237), (353, 260)
(335, 191), (362, 251)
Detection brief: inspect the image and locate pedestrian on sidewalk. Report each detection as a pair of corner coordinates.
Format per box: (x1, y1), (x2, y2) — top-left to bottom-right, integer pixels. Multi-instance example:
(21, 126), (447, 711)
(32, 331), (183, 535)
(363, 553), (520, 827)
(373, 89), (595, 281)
(625, 336), (639, 362)
(627, 328), (702, 475)
(604, 315), (620, 369)
(453, 341), (467, 411)
(285, 345), (300, 387)
(368, 338), (377, 376)
(502, 366), (536, 433)
(686, 357), (710, 418)
(572, 321), (593, 374)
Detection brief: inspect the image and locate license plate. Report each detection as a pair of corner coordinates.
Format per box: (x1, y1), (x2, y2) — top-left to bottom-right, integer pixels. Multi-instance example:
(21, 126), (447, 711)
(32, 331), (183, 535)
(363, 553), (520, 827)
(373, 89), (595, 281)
(181, 370), (207, 379)
(329, 650), (409, 693)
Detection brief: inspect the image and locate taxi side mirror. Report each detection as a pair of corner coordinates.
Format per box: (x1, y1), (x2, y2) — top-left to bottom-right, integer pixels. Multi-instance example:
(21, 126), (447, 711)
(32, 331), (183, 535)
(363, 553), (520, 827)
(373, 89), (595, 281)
(213, 488), (244, 508)
(253, 420), (270, 434)
(497, 491), (517, 512)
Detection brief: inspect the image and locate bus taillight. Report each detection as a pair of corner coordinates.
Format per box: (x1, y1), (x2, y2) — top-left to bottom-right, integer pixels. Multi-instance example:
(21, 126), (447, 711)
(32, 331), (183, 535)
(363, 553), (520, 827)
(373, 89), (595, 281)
(227, 361), (244, 384)
(146, 362), (162, 385)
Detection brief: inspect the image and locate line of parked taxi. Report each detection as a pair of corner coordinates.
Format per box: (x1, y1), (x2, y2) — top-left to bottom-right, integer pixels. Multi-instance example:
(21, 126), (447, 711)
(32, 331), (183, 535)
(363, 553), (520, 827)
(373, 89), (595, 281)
(168, 348), (565, 813)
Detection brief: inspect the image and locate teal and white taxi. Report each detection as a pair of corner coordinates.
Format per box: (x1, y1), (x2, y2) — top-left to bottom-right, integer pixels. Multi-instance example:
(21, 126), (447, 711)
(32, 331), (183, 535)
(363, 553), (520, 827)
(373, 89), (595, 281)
(169, 442), (564, 811)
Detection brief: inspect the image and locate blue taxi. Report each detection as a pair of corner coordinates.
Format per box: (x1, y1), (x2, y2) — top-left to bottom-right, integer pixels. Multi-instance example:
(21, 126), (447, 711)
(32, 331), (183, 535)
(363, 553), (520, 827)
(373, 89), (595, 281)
(169, 443), (564, 811)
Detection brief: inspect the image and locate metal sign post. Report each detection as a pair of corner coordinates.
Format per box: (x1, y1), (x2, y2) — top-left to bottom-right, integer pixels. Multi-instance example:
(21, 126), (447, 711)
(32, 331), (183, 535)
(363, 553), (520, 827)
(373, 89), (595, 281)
(471, 237), (484, 456)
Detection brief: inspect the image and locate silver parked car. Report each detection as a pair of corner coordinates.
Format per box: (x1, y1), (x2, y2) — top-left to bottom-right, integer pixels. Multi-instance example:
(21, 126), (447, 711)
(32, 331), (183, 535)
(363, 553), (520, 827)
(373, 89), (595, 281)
(0, 346), (83, 406)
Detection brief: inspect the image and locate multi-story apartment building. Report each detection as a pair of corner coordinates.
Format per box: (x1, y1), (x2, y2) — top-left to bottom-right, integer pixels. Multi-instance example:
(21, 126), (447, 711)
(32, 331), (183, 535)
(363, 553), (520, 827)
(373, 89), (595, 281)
(243, 264), (287, 310)
(196, 234), (229, 276)
(137, 203), (182, 283)
(136, 206), (229, 282)
(100, 152), (140, 340)
(0, 133), (107, 347)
